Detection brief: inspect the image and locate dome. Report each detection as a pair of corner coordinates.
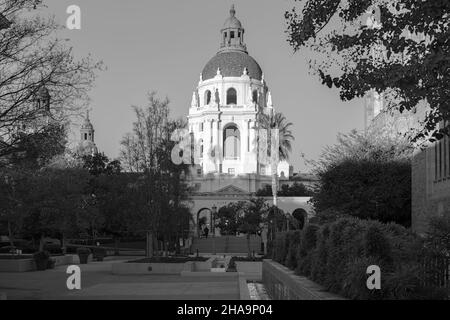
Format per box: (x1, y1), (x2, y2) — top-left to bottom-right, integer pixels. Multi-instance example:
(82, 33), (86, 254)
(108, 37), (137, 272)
(222, 4), (242, 29)
(202, 51), (263, 81)
(223, 16), (242, 29)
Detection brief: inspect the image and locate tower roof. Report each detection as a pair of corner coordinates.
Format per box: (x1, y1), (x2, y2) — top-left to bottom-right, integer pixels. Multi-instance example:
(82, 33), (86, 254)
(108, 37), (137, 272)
(81, 110), (94, 131)
(222, 5), (242, 29)
(201, 5), (263, 81)
(202, 51), (262, 81)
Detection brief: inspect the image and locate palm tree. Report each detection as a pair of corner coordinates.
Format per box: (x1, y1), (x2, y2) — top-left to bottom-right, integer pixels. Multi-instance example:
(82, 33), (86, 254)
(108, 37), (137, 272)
(257, 111), (294, 207)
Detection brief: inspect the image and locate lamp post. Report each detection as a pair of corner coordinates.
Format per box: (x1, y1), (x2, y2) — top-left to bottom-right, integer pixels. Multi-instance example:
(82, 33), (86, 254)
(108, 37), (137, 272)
(211, 204), (217, 237)
(211, 204), (217, 255)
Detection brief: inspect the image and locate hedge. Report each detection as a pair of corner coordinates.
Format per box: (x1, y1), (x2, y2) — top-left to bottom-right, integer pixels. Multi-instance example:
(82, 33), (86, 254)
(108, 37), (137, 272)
(269, 217), (448, 300)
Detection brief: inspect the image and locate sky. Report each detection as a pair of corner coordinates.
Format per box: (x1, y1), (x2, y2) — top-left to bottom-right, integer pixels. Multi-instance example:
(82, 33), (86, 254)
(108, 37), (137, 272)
(41, 0), (364, 172)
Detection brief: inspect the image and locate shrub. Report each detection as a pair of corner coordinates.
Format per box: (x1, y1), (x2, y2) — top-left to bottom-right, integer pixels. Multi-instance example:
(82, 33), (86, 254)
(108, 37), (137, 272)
(269, 216), (447, 300)
(310, 225), (330, 282)
(76, 247), (91, 264)
(285, 231), (301, 269)
(92, 247), (107, 261)
(341, 256), (384, 300)
(296, 224), (319, 276)
(272, 232), (288, 263)
(33, 251), (50, 271)
(363, 225), (393, 268)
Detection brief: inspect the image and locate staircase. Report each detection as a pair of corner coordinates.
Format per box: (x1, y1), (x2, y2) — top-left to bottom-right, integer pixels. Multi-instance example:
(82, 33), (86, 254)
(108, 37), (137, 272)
(191, 235), (261, 254)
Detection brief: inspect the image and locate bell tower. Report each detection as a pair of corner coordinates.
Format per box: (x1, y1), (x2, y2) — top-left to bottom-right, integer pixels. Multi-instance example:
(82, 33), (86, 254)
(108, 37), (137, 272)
(219, 5), (247, 53)
(80, 110), (95, 143)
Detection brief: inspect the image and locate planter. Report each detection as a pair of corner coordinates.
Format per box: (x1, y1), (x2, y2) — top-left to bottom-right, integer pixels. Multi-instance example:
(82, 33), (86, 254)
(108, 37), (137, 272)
(76, 248), (91, 264)
(33, 251), (50, 271)
(78, 253), (89, 264)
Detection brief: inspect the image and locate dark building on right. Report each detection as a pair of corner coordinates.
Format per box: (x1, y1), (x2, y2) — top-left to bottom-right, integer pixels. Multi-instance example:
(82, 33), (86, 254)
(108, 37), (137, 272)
(365, 91), (450, 235)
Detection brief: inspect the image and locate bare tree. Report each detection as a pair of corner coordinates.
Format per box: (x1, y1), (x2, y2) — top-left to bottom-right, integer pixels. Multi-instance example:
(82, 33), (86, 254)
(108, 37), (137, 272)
(0, 0), (101, 162)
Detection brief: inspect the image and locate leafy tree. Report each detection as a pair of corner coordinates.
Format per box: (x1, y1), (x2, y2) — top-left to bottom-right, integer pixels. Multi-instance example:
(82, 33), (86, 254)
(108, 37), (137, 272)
(215, 198), (269, 256)
(216, 203), (241, 236)
(311, 130), (411, 226)
(285, 0), (450, 142)
(257, 182), (313, 197)
(20, 168), (90, 251)
(82, 153), (122, 176)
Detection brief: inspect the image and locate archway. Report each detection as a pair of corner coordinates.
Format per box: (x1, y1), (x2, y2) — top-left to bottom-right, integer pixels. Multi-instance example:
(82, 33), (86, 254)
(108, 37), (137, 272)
(197, 208), (212, 238)
(292, 208), (307, 230)
(223, 124), (240, 159)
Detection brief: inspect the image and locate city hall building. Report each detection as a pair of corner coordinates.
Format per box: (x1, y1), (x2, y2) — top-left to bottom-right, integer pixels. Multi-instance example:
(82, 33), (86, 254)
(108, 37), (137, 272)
(184, 6), (314, 236)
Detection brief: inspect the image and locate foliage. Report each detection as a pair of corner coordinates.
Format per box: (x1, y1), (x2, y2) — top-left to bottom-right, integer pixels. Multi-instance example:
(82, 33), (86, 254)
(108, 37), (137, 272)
(269, 217), (448, 299)
(285, 0), (450, 143)
(256, 111), (294, 207)
(312, 130), (412, 227)
(82, 153), (122, 176)
(425, 215), (450, 254)
(256, 182), (312, 197)
(33, 250), (50, 271)
(216, 198), (269, 237)
(0, 0), (101, 161)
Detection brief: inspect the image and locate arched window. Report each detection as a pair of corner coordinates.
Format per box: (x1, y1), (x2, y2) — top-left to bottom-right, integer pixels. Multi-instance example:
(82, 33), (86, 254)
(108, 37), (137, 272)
(204, 90), (211, 105)
(226, 88), (237, 105)
(223, 124), (240, 159)
(252, 90), (258, 103)
(292, 209), (307, 230)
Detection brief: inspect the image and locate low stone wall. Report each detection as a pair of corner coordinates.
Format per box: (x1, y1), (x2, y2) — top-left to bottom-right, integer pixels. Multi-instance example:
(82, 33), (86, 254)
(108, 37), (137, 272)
(236, 261), (262, 281)
(112, 262), (186, 275)
(0, 255), (75, 272)
(52, 255), (74, 266)
(0, 258), (35, 272)
(238, 272), (251, 300)
(262, 260), (345, 300)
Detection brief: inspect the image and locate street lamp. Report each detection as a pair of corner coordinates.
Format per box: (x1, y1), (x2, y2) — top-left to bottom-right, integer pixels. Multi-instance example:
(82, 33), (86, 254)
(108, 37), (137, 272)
(211, 204), (217, 237)
(211, 204), (217, 255)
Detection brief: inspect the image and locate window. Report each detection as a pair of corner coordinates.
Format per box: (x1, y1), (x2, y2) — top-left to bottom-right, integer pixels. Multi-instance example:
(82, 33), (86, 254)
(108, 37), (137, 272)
(228, 168), (235, 175)
(223, 124), (240, 159)
(252, 90), (258, 103)
(199, 139), (204, 158)
(226, 88), (237, 105)
(230, 31), (235, 39)
(199, 122), (204, 132)
(204, 90), (211, 105)
(84, 133), (87, 140)
(197, 168), (202, 176)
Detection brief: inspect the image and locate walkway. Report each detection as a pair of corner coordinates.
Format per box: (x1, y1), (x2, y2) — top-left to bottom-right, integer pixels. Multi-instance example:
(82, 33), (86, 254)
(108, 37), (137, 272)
(0, 257), (240, 300)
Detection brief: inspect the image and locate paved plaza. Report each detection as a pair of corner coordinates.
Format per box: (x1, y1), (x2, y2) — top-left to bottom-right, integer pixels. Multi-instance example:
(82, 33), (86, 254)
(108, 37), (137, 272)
(0, 258), (240, 300)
